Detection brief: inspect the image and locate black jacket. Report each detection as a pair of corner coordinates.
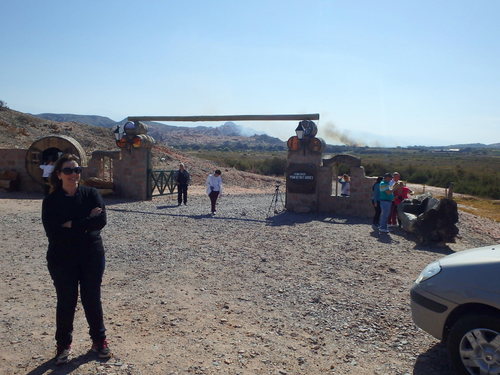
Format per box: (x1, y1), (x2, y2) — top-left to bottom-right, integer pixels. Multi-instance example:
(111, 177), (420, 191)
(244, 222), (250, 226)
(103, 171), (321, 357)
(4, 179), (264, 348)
(175, 170), (190, 185)
(42, 186), (107, 257)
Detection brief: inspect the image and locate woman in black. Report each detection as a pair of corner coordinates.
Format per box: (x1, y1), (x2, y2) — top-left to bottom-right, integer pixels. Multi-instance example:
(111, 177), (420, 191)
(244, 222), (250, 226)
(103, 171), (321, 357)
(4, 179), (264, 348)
(42, 154), (111, 364)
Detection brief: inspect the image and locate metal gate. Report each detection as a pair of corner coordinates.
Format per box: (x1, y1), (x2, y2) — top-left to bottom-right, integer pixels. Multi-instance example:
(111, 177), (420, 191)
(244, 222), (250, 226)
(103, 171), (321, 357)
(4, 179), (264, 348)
(151, 170), (176, 195)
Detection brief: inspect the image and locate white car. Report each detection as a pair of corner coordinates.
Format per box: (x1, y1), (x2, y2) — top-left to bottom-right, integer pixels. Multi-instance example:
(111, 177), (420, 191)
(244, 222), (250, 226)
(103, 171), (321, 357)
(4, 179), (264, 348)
(411, 244), (500, 374)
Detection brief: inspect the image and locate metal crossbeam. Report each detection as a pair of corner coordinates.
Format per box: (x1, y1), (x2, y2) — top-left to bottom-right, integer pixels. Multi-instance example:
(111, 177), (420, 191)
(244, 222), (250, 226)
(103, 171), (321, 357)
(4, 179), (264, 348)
(128, 114), (320, 122)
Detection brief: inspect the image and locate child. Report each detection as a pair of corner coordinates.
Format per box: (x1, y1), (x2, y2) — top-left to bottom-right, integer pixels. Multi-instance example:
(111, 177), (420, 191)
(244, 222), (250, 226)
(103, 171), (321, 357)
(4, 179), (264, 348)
(339, 174), (350, 197)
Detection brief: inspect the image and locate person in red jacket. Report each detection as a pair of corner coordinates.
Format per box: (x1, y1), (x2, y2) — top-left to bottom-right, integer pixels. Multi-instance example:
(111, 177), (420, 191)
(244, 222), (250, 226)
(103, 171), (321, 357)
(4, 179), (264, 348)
(391, 181), (413, 227)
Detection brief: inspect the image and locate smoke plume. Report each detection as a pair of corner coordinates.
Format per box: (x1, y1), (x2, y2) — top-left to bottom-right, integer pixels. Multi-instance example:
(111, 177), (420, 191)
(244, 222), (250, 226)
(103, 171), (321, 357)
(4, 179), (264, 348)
(322, 121), (366, 147)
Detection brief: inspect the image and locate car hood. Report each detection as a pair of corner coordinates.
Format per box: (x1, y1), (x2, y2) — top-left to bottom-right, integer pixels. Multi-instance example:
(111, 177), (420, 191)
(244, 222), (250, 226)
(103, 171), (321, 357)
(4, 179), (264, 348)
(422, 244), (500, 306)
(439, 244), (500, 268)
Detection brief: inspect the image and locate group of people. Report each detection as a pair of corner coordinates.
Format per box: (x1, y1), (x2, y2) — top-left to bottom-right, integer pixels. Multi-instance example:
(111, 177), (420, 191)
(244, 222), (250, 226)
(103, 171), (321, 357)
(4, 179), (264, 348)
(371, 172), (413, 233)
(41, 156), (223, 366)
(173, 163), (223, 215)
(42, 155), (411, 365)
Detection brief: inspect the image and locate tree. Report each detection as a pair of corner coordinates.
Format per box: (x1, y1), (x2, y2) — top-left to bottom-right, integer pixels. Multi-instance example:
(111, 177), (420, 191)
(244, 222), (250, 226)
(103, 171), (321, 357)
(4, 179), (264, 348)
(0, 100), (8, 110)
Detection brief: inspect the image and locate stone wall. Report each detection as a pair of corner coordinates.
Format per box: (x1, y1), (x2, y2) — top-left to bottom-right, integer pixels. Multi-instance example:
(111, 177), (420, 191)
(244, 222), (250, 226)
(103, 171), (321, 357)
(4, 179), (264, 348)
(0, 149), (41, 192)
(317, 162), (376, 217)
(0, 145), (153, 201)
(286, 150), (376, 218)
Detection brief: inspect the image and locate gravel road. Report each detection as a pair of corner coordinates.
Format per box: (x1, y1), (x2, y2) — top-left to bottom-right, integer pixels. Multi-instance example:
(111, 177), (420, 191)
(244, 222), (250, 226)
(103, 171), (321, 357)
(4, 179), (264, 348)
(0, 190), (498, 375)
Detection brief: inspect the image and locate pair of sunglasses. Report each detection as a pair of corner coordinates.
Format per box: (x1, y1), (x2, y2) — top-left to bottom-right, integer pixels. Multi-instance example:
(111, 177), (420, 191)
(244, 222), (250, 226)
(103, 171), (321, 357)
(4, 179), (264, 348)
(61, 167), (83, 175)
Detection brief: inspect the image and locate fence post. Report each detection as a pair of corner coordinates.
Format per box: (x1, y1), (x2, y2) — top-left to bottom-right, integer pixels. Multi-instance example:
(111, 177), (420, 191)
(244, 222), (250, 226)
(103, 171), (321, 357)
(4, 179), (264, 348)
(447, 182), (454, 199)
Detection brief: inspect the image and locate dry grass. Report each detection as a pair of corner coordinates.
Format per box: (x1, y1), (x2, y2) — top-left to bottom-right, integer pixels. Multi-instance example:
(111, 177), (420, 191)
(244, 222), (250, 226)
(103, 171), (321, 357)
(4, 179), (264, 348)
(455, 196), (500, 222)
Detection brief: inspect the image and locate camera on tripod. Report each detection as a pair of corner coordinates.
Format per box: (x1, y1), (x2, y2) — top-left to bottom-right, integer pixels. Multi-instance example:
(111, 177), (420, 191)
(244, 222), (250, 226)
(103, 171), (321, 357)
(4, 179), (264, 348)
(267, 181), (285, 218)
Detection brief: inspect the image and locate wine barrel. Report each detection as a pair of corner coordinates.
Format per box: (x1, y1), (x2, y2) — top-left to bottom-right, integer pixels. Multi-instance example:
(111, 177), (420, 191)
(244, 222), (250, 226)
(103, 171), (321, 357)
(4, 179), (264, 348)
(25, 135), (88, 186)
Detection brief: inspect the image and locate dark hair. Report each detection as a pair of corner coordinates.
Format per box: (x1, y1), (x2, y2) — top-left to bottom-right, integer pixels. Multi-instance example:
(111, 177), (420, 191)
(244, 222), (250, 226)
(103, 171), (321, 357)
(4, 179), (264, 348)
(376, 176), (383, 183)
(49, 154), (80, 193)
(214, 169), (221, 175)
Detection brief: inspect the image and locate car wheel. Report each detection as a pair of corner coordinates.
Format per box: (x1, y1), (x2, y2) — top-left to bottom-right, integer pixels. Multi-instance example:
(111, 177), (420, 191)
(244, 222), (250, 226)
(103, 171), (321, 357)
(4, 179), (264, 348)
(447, 313), (500, 375)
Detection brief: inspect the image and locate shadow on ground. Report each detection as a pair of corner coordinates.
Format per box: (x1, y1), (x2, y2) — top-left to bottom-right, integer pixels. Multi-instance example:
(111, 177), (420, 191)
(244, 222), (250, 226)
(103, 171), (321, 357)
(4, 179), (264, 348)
(413, 342), (454, 374)
(25, 352), (111, 375)
(107, 207), (267, 224)
(0, 191), (43, 200)
(265, 211), (367, 227)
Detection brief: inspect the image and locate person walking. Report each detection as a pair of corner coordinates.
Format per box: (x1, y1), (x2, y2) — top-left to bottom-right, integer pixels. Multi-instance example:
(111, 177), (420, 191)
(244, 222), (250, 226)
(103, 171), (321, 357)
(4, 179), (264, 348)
(41, 154), (111, 365)
(372, 176), (383, 227)
(378, 173), (394, 233)
(40, 159), (55, 196)
(206, 169), (223, 215)
(174, 163), (190, 206)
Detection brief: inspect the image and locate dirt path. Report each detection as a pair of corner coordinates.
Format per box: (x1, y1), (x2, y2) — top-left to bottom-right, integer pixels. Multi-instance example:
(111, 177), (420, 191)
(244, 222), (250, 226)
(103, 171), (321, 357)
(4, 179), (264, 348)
(0, 190), (498, 375)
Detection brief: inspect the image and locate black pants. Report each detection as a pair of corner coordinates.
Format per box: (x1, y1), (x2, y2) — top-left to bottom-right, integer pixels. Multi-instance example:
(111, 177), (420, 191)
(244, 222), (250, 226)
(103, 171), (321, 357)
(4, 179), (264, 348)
(209, 191), (219, 213)
(43, 177), (50, 196)
(47, 251), (106, 347)
(177, 184), (188, 204)
(372, 201), (381, 225)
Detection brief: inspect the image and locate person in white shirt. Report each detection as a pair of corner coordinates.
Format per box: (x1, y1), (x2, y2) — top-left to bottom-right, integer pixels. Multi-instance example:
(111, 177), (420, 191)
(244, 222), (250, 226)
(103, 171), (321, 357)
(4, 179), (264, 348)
(40, 160), (55, 195)
(205, 170), (223, 215)
(389, 172), (400, 188)
(338, 174), (351, 197)
(388, 172), (401, 226)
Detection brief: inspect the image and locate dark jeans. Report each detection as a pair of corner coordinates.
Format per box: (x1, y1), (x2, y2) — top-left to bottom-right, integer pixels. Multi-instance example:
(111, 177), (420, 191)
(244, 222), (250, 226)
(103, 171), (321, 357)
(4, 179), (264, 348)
(177, 184), (188, 204)
(47, 251), (106, 347)
(372, 200), (381, 225)
(43, 177), (50, 196)
(209, 191), (219, 213)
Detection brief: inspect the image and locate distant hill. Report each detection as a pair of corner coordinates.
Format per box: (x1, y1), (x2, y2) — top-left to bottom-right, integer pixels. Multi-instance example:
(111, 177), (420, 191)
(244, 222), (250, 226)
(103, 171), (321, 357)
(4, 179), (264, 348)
(25, 111), (500, 151)
(34, 113), (117, 128)
(444, 143), (500, 149)
(33, 113), (286, 151)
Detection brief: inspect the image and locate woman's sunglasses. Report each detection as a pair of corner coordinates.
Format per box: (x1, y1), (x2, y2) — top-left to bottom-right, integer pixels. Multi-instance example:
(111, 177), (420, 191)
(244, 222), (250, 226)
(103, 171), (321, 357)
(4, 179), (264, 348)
(61, 167), (83, 175)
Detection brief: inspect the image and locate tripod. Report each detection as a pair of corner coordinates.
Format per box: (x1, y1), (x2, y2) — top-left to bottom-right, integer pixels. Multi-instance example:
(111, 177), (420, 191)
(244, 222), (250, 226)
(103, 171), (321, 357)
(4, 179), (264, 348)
(267, 184), (285, 218)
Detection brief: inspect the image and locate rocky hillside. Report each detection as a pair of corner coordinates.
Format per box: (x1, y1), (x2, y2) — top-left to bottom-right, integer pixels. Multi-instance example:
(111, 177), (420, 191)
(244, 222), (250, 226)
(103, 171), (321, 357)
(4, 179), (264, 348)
(33, 112), (287, 151)
(0, 108), (115, 151)
(0, 108), (281, 188)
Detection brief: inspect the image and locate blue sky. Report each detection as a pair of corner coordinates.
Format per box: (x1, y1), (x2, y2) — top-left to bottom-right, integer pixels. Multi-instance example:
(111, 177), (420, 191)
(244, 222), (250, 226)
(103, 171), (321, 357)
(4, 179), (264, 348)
(2, 0), (499, 146)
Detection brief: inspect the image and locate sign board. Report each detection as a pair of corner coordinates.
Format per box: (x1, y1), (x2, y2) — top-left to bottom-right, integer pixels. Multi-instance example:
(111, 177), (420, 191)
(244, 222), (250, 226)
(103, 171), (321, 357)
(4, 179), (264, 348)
(286, 163), (317, 194)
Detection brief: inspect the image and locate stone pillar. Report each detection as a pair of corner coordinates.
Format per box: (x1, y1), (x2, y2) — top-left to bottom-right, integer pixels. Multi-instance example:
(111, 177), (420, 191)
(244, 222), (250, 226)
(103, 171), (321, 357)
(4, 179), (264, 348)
(285, 119), (325, 214)
(113, 148), (152, 200)
(112, 120), (155, 201)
